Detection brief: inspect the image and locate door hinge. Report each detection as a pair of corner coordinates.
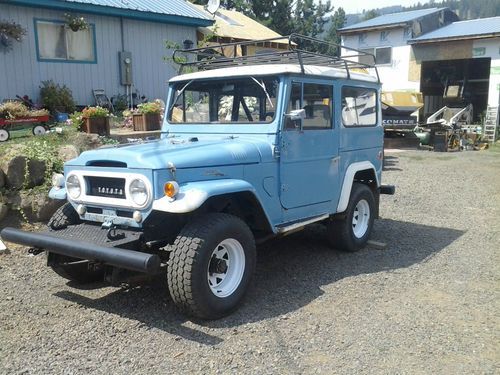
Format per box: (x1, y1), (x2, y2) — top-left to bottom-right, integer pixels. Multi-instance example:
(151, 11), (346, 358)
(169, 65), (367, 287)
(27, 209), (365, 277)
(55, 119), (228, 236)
(273, 146), (280, 158)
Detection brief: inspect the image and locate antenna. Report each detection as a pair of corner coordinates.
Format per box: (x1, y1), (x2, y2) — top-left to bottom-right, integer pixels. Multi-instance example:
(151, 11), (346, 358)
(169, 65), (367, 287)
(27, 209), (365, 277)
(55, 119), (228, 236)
(206, 0), (220, 15)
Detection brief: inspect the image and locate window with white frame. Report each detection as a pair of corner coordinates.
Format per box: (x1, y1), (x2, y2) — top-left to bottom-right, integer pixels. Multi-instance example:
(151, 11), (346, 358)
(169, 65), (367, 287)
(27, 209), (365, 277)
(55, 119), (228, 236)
(35, 20), (96, 62)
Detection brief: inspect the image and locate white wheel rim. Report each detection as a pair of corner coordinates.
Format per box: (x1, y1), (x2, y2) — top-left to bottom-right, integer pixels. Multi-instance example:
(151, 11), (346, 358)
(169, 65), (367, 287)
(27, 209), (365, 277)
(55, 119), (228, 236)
(207, 238), (245, 298)
(33, 126), (46, 135)
(352, 199), (370, 239)
(0, 129), (8, 141)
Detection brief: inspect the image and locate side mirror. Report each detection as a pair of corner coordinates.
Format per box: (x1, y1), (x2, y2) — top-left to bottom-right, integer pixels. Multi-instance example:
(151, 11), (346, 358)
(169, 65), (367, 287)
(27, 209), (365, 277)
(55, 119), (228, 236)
(285, 109), (306, 121)
(284, 109), (305, 130)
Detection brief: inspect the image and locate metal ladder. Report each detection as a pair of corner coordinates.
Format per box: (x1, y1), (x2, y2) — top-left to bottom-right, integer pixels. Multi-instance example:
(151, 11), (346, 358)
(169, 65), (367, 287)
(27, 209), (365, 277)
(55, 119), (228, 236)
(483, 106), (498, 142)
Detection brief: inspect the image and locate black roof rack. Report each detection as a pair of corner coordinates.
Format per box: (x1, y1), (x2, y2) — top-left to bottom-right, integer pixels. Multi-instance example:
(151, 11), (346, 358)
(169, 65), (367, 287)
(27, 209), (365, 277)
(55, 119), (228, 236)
(172, 33), (380, 83)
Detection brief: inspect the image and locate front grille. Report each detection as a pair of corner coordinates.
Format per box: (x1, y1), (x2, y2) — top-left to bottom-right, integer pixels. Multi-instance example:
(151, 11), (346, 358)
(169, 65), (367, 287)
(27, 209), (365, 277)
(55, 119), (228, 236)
(86, 176), (126, 199)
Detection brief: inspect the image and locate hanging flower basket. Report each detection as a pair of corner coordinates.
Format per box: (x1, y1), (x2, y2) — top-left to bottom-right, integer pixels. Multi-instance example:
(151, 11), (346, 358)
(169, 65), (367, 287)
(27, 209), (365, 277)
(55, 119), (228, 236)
(64, 13), (89, 32)
(0, 20), (27, 51)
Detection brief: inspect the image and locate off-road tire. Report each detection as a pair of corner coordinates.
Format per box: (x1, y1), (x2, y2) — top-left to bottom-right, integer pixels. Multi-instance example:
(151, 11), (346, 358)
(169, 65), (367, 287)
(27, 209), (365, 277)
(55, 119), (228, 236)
(47, 203), (80, 230)
(327, 183), (375, 252)
(47, 253), (104, 284)
(47, 203), (103, 283)
(167, 213), (256, 320)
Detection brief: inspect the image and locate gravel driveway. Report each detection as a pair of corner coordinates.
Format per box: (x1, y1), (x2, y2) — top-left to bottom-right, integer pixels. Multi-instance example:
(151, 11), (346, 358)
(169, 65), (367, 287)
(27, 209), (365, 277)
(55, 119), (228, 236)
(1, 149), (499, 374)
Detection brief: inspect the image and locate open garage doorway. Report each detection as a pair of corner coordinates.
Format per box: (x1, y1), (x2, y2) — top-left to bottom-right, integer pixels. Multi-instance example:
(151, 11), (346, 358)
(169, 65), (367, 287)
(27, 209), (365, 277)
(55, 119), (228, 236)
(420, 58), (491, 123)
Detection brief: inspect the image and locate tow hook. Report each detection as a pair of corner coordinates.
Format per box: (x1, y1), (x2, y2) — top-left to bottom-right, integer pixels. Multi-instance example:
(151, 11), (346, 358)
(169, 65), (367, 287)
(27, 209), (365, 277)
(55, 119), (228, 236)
(107, 226), (126, 241)
(28, 247), (44, 256)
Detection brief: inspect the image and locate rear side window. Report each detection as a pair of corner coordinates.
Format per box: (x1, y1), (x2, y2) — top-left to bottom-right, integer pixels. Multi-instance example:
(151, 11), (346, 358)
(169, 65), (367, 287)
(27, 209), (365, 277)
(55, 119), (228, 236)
(341, 87), (377, 127)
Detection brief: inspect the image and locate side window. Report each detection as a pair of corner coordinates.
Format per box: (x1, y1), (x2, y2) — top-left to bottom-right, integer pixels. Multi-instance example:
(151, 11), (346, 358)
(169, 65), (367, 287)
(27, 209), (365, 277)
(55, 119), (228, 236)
(285, 82), (333, 130)
(342, 87), (377, 127)
(303, 83), (332, 129)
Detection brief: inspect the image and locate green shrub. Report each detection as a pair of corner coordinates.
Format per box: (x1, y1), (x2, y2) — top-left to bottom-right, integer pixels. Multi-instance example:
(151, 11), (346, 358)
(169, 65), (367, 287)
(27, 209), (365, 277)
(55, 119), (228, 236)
(68, 111), (84, 130)
(40, 80), (76, 114)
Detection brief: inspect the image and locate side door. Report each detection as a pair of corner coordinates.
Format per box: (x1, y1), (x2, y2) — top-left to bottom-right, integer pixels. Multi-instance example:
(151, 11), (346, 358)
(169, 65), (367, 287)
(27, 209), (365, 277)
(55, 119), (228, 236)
(279, 79), (340, 209)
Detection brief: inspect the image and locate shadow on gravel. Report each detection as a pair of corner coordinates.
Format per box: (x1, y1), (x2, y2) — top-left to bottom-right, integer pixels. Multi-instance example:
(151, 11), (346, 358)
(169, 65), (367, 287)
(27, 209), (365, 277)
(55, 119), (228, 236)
(383, 155), (403, 171)
(54, 219), (464, 344)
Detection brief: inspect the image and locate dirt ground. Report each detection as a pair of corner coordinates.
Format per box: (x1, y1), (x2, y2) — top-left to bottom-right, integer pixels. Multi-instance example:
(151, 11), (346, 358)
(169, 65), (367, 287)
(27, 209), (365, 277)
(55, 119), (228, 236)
(1, 148), (499, 374)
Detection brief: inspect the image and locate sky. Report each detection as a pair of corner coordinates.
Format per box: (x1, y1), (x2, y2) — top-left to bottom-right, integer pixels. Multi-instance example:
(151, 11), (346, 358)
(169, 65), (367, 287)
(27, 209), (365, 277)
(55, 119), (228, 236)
(322, 0), (432, 14)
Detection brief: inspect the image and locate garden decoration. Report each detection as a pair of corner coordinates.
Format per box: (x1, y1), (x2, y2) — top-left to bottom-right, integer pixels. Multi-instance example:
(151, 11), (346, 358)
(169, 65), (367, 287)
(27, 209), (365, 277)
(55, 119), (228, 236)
(0, 20), (27, 52)
(0, 102), (50, 142)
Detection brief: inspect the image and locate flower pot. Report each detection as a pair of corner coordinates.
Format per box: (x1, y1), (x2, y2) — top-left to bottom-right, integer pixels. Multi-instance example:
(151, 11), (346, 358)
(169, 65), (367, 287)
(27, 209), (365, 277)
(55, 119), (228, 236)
(144, 113), (161, 131)
(132, 113), (161, 131)
(132, 113), (145, 131)
(82, 117), (110, 136)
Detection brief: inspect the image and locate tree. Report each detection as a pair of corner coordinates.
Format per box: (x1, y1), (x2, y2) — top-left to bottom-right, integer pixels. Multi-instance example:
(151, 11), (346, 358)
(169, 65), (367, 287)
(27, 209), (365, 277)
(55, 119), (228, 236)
(293, 0), (332, 37)
(324, 7), (346, 55)
(188, 0), (250, 13)
(363, 9), (379, 20)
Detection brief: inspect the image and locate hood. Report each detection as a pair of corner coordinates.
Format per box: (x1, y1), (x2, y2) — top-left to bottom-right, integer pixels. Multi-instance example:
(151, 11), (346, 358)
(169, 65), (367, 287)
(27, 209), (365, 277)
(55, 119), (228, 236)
(68, 137), (268, 169)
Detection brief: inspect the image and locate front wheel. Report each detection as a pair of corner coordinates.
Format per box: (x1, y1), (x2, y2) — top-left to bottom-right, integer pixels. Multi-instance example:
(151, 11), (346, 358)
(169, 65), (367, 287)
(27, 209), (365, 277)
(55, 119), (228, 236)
(47, 203), (103, 283)
(327, 183), (375, 252)
(167, 213), (256, 319)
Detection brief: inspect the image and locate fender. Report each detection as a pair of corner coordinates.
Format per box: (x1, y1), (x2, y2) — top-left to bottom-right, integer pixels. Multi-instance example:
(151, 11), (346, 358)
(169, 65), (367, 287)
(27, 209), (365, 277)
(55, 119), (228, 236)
(152, 179), (258, 214)
(336, 161), (379, 213)
(49, 187), (67, 200)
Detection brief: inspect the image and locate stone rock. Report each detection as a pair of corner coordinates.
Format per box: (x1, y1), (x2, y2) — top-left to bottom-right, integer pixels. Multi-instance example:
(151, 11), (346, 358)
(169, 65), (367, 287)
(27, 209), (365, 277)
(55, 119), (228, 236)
(0, 202), (8, 222)
(35, 195), (65, 222)
(1, 156), (46, 189)
(27, 159), (46, 188)
(0, 169), (5, 188)
(5, 191), (63, 222)
(58, 145), (79, 163)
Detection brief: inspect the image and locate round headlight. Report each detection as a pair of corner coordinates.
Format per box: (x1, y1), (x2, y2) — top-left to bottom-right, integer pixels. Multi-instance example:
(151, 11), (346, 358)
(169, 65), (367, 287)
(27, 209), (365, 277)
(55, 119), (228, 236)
(129, 179), (149, 206)
(66, 175), (81, 199)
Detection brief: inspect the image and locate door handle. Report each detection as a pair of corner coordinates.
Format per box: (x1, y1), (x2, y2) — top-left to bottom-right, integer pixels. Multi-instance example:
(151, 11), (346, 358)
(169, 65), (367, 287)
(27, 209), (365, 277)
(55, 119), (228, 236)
(331, 156), (340, 163)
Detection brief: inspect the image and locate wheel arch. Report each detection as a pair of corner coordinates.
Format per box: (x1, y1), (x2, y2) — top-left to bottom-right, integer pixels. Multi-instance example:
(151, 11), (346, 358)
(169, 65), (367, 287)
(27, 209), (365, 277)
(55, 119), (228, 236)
(196, 191), (273, 235)
(337, 161), (379, 213)
(151, 179), (274, 235)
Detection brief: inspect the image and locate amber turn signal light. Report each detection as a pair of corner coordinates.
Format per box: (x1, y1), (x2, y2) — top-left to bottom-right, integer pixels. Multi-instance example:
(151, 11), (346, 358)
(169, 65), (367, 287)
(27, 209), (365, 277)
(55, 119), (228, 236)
(164, 181), (179, 198)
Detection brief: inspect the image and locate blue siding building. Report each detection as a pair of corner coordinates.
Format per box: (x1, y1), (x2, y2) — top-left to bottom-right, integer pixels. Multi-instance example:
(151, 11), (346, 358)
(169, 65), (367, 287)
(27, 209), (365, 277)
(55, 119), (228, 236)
(0, 0), (213, 105)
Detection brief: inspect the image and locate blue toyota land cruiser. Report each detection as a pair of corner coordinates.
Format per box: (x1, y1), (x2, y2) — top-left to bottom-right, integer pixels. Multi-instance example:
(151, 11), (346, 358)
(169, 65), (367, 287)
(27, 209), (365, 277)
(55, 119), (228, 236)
(1, 35), (395, 319)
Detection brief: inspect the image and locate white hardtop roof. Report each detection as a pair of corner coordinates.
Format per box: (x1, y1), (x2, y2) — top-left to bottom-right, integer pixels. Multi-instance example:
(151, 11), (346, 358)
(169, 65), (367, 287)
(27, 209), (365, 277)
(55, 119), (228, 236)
(169, 64), (378, 84)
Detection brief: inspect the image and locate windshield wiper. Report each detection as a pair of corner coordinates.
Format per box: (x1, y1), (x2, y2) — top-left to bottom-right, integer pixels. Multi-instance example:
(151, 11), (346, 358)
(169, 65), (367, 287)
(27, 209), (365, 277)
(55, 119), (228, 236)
(250, 77), (274, 109)
(169, 80), (194, 114)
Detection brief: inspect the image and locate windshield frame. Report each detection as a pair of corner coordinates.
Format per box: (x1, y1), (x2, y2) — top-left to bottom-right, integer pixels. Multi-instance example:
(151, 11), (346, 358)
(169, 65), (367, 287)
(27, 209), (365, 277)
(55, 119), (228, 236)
(164, 75), (284, 133)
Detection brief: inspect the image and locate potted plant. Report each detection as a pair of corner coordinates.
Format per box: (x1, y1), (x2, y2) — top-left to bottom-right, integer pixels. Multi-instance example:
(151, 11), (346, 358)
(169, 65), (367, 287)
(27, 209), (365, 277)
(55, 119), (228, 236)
(0, 20), (27, 52)
(133, 101), (163, 131)
(81, 106), (110, 136)
(64, 14), (89, 32)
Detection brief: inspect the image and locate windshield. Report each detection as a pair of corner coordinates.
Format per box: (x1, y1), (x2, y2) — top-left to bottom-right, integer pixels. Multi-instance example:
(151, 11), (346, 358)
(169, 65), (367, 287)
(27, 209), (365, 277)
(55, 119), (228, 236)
(168, 76), (279, 124)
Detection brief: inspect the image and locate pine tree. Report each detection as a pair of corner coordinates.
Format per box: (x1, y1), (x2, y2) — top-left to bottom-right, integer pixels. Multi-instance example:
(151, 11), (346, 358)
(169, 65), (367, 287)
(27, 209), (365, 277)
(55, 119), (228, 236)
(324, 7), (346, 55)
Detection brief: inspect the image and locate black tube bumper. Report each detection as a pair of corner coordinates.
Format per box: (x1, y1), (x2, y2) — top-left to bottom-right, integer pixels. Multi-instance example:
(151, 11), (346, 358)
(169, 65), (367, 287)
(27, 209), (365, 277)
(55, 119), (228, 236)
(380, 184), (396, 195)
(0, 227), (161, 274)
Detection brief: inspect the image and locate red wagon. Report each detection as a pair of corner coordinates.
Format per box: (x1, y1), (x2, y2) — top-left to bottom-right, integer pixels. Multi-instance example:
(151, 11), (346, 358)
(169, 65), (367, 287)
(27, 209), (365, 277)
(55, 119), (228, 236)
(0, 115), (50, 142)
